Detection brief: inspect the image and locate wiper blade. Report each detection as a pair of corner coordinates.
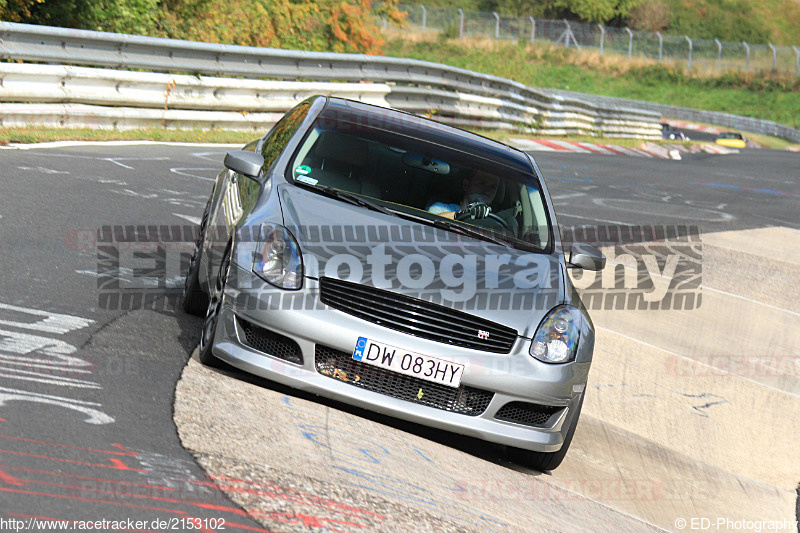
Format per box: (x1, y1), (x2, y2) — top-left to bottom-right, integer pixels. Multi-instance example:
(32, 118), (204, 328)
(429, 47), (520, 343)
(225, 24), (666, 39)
(431, 218), (512, 247)
(297, 182), (533, 250)
(333, 190), (394, 216)
(307, 184), (394, 216)
(388, 209), (511, 247)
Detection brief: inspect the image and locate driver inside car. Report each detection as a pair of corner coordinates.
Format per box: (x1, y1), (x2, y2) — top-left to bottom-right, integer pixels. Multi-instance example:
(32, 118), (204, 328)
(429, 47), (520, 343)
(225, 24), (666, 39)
(427, 169), (500, 221)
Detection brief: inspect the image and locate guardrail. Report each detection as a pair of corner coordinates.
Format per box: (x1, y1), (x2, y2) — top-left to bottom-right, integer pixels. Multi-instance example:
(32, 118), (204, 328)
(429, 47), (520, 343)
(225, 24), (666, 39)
(542, 89), (800, 144)
(1, 21), (797, 142)
(0, 62), (661, 136)
(0, 21), (683, 139)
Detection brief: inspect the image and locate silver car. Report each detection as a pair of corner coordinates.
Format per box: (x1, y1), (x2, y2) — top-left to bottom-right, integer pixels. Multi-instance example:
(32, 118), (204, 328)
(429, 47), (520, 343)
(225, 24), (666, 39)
(183, 96), (605, 471)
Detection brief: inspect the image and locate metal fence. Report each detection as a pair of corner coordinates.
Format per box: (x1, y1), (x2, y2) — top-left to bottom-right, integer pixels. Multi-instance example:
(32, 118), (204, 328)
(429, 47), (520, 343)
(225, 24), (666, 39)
(396, 4), (800, 76)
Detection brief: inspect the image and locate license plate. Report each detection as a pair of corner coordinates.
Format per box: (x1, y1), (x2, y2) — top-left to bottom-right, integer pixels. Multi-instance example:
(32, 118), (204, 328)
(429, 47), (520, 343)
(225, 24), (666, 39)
(352, 337), (465, 388)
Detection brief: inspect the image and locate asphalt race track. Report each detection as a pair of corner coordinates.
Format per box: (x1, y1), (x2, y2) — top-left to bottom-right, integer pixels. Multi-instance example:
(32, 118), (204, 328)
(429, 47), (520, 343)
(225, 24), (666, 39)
(0, 141), (797, 532)
(0, 143), (268, 532)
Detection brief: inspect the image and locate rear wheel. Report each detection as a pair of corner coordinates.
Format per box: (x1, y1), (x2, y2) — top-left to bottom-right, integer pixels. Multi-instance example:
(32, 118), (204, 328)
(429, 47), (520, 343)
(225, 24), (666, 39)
(509, 393), (584, 472)
(182, 197), (212, 316)
(197, 243), (231, 368)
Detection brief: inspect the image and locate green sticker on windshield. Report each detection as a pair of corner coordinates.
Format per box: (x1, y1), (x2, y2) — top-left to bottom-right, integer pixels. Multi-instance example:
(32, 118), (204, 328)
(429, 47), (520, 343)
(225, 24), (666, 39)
(296, 165), (311, 175)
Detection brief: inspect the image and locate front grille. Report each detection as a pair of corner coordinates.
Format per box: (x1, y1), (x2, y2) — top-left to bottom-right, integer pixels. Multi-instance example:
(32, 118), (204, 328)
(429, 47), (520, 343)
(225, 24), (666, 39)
(238, 317), (303, 365)
(315, 345), (493, 416)
(494, 402), (563, 428)
(318, 277), (517, 353)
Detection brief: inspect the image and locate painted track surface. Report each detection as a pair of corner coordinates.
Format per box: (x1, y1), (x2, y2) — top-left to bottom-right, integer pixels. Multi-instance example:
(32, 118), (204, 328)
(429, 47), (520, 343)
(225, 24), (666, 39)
(175, 147), (800, 531)
(0, 143), (269, 531)
(0, 142), (797, 531)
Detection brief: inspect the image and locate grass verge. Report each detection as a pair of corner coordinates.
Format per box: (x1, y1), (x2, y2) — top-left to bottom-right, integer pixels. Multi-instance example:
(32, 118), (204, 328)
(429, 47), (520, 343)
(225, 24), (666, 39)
(0, 125), (696, 149)
(384, 37), (800, 131)
(3, 125), (794, 151)
(0, 126), (255, 145)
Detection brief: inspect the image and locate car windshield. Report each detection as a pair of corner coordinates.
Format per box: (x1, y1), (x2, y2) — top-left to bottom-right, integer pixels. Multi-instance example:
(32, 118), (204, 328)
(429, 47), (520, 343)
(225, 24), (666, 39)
(286, 118), (552, 252)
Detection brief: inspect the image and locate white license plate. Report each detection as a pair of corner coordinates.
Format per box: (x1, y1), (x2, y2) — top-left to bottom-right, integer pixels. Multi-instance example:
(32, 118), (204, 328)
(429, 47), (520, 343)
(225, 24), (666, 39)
(352, 337), (465, 388)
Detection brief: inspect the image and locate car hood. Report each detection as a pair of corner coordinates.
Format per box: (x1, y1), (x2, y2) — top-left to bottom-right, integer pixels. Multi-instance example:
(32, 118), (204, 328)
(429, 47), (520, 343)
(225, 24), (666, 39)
(277, 184), (564, 338)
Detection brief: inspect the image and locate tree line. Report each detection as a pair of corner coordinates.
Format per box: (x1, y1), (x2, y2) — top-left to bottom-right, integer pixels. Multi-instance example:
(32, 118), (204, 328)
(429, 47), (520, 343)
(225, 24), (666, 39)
(2, 0), (797, 49)
(0, 0), (406, 54)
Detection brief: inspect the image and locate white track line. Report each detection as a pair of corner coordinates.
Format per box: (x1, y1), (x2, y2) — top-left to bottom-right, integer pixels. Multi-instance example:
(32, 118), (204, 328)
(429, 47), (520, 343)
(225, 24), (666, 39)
(169, 167), (216, 182)
(1, 141), (243, 150)
(700, 286), (800, 318)
(597, 326), (800, 399)
(559, 212), (631, 225)
(607, 260), (800, 318)
(173, 213), (201, 225)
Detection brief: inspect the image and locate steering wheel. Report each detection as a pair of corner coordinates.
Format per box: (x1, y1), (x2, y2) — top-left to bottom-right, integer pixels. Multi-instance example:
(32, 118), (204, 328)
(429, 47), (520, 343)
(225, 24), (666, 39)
(455, 207), (511, 231)
(484, 212), (511, 230)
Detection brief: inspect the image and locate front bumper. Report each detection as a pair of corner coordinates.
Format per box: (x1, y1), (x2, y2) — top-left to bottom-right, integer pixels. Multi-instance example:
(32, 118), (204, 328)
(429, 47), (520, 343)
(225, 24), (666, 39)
(211, 265), (590, 453)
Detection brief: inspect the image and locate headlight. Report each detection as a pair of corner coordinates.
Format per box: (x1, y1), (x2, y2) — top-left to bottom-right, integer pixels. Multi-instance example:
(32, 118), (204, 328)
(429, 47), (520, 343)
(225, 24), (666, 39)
(530, 305), (582, 364)
(253, 224), (303, 289)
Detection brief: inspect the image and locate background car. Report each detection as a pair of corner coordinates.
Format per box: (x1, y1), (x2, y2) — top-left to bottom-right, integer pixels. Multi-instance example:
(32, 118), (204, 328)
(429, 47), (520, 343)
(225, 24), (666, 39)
(182, 96), (605, 471)
(715, 131), (747, 148)
(661, 122), (688, 141)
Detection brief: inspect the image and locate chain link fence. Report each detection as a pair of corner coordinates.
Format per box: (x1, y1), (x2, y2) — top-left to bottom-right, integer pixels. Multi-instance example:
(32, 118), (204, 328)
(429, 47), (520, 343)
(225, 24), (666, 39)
(395, 4), (800, 76)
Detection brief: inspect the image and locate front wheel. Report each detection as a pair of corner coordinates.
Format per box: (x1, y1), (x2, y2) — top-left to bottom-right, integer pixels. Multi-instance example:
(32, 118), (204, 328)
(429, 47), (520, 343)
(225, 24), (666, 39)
(509, 393), (584, 472)
(182, 245), (209, 316)
(182, 197), (212, 316)
(197, 244), (231, 368)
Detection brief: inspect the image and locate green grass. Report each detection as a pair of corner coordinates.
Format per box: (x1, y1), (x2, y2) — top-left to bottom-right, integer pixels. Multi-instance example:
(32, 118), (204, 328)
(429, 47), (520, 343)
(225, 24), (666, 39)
(0, 124), (725, 150)
(385, 39), (800, 131)
(0, 126), (254, 145)
(663, 0), (800, 45)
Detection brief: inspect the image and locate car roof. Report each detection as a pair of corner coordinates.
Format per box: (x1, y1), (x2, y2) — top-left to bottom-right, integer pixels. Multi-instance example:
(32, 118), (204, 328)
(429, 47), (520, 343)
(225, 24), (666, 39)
(319, 97), (534, 174)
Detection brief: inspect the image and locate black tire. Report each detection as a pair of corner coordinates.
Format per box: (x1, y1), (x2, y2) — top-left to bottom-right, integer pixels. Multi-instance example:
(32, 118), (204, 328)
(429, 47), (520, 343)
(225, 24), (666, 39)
(509, 392), (584, 472)
(197, 243), (231, 368)
(182, 198), (212, 316)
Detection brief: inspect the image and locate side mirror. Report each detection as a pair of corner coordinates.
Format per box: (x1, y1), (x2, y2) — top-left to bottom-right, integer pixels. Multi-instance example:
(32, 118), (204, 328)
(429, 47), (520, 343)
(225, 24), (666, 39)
(224, 150), (264, 179)
(568, 242), (606, 271)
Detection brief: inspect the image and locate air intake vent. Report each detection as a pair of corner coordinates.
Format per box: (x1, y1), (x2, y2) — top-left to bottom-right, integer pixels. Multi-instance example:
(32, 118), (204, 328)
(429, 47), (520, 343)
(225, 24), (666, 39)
(238, 317), (303, 365)
(495, 402), (563, 427)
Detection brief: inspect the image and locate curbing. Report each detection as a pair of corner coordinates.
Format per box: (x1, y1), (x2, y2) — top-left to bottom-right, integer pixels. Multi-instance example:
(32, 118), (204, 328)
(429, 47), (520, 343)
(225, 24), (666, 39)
(509, 138), (740, 158)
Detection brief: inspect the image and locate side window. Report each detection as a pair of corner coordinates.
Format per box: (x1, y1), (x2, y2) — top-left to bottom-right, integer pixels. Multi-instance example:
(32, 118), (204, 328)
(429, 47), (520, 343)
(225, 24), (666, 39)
(260, 100), (312, 171)
(526, 184), (550, 250)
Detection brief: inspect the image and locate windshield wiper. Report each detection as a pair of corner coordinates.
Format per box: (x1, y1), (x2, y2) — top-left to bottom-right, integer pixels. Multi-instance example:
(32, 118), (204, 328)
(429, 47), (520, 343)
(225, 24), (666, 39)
(386, 209), (513, 247)
(297, 182), (534, 250)
(431, 218), (515, 247)
(306, 184), (394, 216)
